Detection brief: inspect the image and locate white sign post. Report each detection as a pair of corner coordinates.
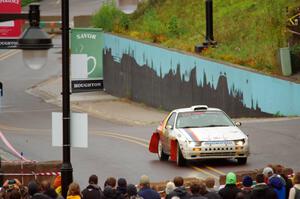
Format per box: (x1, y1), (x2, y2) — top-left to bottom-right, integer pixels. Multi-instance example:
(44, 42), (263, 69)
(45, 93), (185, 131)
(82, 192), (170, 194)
(52, 112), (88, 148)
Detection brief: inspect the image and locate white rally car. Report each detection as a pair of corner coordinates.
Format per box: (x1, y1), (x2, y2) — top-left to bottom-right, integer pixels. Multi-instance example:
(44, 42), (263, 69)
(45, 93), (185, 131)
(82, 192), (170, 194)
(149, 105), (249, 166)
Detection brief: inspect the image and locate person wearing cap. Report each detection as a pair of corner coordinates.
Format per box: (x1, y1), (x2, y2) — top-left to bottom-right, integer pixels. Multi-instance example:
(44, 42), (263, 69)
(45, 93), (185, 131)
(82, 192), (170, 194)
(166, 176), (190, 199)
(82, 175), (104, 199)
(218, 172), (241, 199)
(250, 174), (277, 199)
(137, 175), (160, 199)
(241, 176), (253, 199)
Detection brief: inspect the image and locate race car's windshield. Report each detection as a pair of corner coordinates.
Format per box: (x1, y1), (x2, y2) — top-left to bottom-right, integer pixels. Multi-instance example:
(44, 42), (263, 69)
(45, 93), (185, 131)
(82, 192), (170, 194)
(176, 111), (234, 128)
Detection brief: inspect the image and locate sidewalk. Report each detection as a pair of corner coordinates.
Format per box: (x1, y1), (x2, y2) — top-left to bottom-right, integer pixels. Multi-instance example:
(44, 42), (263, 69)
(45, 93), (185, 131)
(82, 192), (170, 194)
(26, 76), (167, 126)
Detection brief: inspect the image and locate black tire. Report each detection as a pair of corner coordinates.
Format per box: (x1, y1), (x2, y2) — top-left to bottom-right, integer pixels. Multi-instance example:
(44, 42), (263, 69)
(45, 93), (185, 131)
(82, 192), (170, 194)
(237, 157), (247, 165)
(176, 142), (186, 166)
(158, 139), (169, 161)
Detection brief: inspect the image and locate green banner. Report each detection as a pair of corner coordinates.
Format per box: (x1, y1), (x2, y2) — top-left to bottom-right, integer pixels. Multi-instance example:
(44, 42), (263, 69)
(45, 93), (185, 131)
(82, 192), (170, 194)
(71, 28), (103, 79)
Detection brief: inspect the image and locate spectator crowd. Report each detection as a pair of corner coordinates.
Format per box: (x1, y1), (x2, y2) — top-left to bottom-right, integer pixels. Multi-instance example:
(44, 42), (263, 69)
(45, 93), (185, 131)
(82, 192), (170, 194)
(1, 166), (300, 199)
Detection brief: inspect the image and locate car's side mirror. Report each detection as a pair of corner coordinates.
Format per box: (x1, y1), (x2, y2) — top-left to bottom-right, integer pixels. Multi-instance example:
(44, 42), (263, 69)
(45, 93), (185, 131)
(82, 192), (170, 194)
(166, 125), (173, 130)
(234, 121), (242, 126)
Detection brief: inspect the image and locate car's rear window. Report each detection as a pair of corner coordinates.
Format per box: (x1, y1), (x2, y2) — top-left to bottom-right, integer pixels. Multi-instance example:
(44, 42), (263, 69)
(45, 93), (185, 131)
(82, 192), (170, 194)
(176, 111), (234, 128)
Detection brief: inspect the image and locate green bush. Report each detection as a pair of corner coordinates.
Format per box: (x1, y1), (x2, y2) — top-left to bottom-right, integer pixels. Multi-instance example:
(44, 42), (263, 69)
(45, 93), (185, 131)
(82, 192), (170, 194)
(167, 16), (185, 37)
(92, 2), (124, 32)
(141, 9), (166, 39)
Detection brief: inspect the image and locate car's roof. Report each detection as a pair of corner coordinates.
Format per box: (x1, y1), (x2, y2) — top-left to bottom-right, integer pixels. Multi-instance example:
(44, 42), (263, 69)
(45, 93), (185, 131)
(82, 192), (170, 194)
(173, 105), (222, 113)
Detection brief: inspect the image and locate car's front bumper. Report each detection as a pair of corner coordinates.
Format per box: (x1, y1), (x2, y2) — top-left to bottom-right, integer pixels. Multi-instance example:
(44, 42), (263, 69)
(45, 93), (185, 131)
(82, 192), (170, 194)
(181, 143), (249, 160)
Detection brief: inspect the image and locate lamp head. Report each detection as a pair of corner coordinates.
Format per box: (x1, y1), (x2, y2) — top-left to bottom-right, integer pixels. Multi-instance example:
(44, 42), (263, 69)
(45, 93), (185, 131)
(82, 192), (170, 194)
(17, 26), (53, 70)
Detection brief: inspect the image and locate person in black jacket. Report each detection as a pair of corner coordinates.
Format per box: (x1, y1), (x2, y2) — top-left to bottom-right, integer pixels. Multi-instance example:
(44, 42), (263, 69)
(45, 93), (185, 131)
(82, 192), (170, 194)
(82, 175), (104, 199)
(250, 174), (278, 199)
(166, 176), (190, 199)
(116, 178), (127, 199)
(218, 172), (241, 199)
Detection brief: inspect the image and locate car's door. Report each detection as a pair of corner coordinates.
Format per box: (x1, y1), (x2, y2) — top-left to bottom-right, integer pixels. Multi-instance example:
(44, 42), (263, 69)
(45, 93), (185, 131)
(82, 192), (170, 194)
(164, 112), (176, 153)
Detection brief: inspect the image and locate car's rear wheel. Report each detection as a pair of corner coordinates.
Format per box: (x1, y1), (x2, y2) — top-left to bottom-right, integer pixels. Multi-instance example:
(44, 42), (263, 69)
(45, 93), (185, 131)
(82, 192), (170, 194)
(176, 142), (186, 166)
(158, 139), (169, 161)
(237, 157), (247, 165)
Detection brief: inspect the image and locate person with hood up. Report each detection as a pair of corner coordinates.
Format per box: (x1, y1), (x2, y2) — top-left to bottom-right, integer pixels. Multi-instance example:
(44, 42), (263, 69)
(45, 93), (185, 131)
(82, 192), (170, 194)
(137, 175), (160, 199)
(166, 176), (190, 199)
(250, 174), (277, 199)
(82, 175), (104, 199)
(218, 172), (241, 199)
(289, 172), (300, 199)
(269, 176), (286, 199)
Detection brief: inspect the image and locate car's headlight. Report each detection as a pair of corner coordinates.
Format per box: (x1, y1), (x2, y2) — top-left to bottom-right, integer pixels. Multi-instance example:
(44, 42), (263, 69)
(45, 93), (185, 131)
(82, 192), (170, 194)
(234, 139), (245, 146)
(189, 141), (202, 147)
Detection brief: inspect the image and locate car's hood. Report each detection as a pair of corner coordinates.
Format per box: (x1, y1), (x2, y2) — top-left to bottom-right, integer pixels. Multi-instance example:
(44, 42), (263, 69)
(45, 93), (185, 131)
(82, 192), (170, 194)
(177, 126), (246, 142)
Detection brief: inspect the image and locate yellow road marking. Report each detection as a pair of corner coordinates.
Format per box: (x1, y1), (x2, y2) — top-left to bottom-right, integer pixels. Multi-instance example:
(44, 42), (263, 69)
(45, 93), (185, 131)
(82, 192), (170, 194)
(0, 50), (16, 58)
(205, 165), (226, 175)
(92, 130), (149, 144)
(191, 166), (219, 179)
(0, 50), (20, 61)
(0, 123), (49, 133)
(97, 133), (148, 148)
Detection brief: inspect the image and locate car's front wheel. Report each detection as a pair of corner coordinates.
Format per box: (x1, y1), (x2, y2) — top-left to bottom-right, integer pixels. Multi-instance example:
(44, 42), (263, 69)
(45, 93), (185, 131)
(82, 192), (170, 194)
(158, 139), (169, 161)
(176, 142), (186, 166)
(237, 157), (247, 165)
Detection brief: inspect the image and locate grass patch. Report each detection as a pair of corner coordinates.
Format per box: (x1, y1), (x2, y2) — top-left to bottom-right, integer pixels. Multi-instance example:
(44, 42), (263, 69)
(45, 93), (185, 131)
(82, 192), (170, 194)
(93, 0), (299, 74)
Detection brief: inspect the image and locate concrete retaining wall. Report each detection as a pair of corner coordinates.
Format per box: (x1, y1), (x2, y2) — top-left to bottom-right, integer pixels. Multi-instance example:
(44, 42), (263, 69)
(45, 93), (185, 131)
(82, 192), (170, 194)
(103, 33), (300, 117)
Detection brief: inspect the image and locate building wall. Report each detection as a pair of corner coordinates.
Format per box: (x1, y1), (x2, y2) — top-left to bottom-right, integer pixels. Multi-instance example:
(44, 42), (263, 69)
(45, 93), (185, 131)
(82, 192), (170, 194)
(103, 33), (300, 117)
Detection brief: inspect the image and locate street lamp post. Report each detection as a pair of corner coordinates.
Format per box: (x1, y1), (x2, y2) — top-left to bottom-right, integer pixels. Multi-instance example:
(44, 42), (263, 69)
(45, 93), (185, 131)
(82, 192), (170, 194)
(60, 0), (73, 197)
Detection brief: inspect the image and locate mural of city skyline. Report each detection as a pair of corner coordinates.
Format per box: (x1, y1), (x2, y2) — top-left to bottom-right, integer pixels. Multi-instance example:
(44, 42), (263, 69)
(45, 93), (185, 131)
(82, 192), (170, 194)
(103, 48), (272, 118)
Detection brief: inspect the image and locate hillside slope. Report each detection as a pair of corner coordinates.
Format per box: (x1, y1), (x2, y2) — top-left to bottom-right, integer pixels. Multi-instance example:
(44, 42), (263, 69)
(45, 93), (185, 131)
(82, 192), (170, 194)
(93, 0), (300, 74)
